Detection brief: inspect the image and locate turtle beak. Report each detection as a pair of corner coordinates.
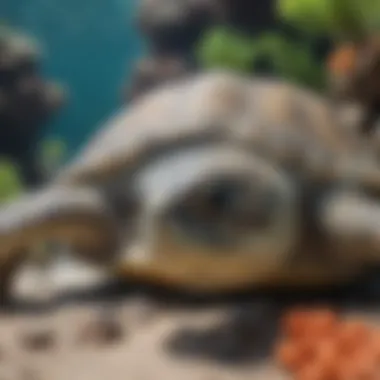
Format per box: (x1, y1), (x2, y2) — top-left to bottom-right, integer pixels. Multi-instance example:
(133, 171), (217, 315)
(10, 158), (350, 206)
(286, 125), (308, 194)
(0, 186), (118, 302)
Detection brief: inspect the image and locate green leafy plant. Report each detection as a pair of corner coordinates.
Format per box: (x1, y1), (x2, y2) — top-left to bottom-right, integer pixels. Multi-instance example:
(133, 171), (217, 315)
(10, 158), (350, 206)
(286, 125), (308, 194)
(196, 26), (256, 73)
(277, 0), (380, 41)
(196, 26), (326, 91)
(38, 137), (67, 177)
(0, 159), (24, 203)
(251, 33), (327, 90)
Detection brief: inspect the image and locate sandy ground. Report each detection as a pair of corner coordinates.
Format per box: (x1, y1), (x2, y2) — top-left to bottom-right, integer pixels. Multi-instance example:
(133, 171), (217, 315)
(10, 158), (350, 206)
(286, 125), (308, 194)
(1, 260), (380, 380)
(0, 302), (285, 380)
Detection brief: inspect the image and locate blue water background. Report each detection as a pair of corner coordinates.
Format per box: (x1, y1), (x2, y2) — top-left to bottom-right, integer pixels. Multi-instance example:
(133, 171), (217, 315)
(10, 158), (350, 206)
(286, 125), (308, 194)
(1, 0), (144, 157)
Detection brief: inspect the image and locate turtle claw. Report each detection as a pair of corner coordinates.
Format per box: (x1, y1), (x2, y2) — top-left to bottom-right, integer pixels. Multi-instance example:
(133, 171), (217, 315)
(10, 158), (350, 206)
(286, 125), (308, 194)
(0, 186), (118, 302)
(0, 250), (24, 307)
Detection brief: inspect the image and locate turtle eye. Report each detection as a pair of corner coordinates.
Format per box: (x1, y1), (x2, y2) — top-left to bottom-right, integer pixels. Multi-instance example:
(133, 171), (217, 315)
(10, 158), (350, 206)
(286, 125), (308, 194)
(200, 179), (239, 217)
(174, 178), (276, 228)
(168, 177), (234, 217)
(169, 175), (278, 246)
(187, 177), (278, 231)
(181, 177), (249, 224)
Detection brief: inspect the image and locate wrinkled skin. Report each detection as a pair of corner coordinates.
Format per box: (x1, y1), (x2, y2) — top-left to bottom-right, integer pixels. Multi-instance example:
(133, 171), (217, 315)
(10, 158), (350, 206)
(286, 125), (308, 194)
(1, 71), (380, 302)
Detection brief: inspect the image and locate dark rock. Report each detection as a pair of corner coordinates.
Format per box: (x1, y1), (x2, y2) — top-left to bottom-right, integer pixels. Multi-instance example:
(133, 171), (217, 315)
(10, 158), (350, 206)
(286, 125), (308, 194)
(137, 0), (221, 55)
(218, 0), (278, 34)
(167, 301), (280, 364)
(78, 313), (124, 346)
(0, 27), (67, 188)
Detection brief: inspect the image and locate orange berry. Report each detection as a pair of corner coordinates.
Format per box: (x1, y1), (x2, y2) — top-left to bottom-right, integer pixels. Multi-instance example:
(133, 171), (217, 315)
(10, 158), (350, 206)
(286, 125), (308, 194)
(274, 339), (312, 371)
(367, 330), (380, 363)
(327, 44), (358, 75)
(314, 338), (339, 364)
(281, 308), (338, 340)
(281, 308), (313, 339)
(295, 362), (336, 380)
(307, 310), (339, 339)
(336, 320), (371, 353)
(337, 349), (377, 380)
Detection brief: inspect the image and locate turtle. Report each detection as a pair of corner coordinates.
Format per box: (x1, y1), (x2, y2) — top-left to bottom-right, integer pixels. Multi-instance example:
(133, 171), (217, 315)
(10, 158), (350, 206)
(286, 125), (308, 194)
(1, 70), (380, 302)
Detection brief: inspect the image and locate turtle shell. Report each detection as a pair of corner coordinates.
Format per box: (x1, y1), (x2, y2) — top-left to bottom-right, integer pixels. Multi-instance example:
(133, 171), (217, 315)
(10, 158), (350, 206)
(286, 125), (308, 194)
(56, 71), (370, 189)
(4, 71), (380, 295)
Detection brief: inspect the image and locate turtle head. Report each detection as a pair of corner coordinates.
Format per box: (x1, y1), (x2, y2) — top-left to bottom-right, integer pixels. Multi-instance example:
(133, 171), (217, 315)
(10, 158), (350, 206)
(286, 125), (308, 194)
(127, 145), (300, 288)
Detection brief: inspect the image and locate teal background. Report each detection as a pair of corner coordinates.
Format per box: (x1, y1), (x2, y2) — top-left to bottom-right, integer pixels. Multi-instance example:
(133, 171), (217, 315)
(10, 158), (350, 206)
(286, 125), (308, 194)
(1, 0), (144, 157)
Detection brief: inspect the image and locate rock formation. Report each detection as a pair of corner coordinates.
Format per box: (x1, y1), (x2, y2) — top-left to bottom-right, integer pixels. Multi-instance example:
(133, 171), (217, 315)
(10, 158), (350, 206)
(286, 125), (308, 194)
(0, 27), (67, 187)
(124, 0), (331, 102)
(122, 0), (221, 102)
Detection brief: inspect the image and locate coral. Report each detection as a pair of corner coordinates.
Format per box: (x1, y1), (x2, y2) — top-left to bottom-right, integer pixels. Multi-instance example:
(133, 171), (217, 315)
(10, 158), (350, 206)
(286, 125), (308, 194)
(0, 25), (67, 187)
(275, 307), (380, 380)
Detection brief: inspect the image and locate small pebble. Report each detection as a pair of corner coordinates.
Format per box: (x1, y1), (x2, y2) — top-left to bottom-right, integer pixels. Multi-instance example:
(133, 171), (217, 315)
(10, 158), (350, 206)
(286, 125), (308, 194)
(78, 315), (124, 346)
(21, 329), (55, 352)
(20, 367), (41, 380)
(123, 296), (158, 327)
(0, 365), (22, 380)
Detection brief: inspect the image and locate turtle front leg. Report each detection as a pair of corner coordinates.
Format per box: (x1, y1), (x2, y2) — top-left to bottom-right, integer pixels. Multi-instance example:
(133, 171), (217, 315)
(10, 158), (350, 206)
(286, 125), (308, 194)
(0, 186), (119, 304)
(318, 191), (380, 265)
